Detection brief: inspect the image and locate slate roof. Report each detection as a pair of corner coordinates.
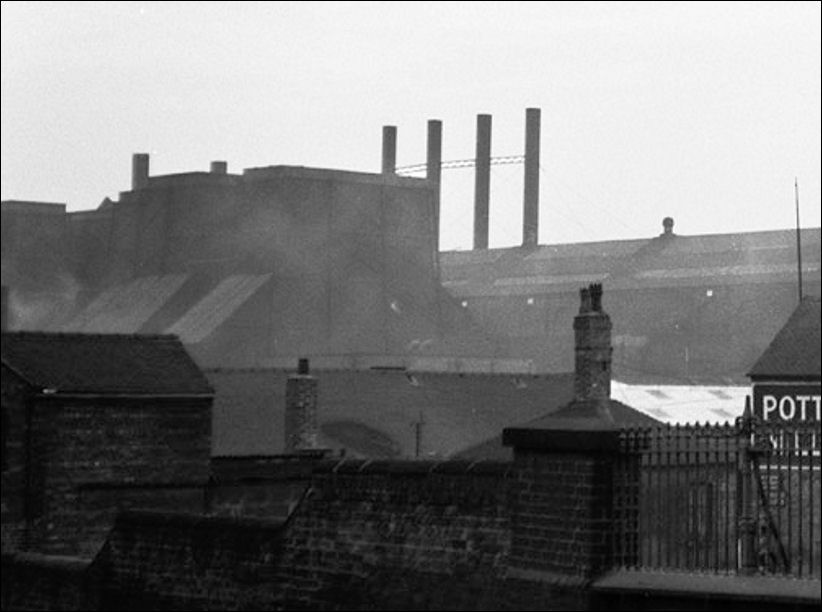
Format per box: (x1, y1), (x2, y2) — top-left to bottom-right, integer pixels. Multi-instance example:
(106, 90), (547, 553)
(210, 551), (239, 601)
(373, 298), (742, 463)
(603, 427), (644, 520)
(747, 297), (822, 381)
(1, 332), (213, 395)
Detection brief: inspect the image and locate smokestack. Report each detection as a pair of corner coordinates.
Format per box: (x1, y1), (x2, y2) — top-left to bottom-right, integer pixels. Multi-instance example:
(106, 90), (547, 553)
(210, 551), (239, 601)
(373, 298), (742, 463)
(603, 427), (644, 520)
(473, 114), (492, 250)
(382, 126), (397, 175)
(132, 153), (150, 190)
(573, 283), (613, 405)
(285, 358), (318, 453)
(426, 119), (443, 253)
(1, 286), (8, 332)
(210, 161), (228, 174)
(522, 108), (541, 248)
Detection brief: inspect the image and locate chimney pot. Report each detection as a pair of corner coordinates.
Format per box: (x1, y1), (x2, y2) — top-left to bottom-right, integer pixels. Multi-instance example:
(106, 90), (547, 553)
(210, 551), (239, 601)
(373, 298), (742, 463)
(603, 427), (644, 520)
(298, 357), (310, 375)
(662, 217), (674, 235)
(590, 283), (603, 312)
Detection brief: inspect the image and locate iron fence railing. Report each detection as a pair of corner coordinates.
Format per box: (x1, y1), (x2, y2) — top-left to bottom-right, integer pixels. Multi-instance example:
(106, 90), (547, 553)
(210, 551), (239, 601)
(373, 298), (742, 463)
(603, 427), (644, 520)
(613, 406), (820, 578)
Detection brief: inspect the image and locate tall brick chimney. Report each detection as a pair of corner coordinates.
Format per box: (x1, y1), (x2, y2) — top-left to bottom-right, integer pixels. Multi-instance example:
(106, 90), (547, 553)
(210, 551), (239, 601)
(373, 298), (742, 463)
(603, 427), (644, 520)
(427, 119), (443, 254)
(473, 114), (492, 250)
(522, 107), (541, 248)
(285, 358), (319, 452)
(573, 283), (613, 404)
(132, 153), (150, 190)
(382, 125), (397, 175)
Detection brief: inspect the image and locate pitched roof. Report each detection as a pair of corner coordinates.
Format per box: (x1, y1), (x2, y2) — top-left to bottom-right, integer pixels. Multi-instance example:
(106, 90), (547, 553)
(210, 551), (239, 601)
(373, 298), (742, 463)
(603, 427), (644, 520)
(747, 297), (822, 380)
(1, 332), (213, 395)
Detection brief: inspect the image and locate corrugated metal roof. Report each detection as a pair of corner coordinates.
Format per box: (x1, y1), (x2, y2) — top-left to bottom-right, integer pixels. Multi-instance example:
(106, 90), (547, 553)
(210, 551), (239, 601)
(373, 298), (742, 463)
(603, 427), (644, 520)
(610, 380), (750, 425)
(523, 239), (647, 260)
(167, 274), (271, 344)
(493, 273), (609, 287)
(636, 263), (820, 280)
(61, 275), (188, 334)
(440, 229), (821, 294)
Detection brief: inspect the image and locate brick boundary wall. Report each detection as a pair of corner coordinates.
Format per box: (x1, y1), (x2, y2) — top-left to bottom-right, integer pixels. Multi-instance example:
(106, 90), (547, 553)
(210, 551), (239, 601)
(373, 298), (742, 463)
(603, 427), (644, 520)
(1, 552), (100, 611)
(503, 427), (619, 580)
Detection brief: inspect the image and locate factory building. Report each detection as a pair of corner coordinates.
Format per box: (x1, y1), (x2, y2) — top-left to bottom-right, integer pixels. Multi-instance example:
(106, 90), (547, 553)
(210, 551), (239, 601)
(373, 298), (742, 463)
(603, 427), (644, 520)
(2, 110), (819, 381)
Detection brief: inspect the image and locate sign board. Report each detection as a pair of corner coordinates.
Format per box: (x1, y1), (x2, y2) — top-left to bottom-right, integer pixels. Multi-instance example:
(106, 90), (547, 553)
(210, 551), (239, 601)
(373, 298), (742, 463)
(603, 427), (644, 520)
(752, 384), (821, 424)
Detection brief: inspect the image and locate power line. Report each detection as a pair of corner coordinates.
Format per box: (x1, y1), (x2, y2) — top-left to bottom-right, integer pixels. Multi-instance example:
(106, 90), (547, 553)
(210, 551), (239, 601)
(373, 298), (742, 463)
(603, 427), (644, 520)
(395, 155), (525, 176)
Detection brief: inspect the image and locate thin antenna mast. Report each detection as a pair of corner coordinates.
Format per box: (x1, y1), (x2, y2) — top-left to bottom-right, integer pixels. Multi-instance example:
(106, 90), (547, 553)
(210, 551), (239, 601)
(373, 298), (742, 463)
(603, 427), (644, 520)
(795, 178), (803, 302)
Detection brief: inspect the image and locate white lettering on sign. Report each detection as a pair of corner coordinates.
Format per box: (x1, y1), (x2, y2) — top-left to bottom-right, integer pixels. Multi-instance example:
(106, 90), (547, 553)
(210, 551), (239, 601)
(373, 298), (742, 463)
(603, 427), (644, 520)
(778, 396), (795, 421)
(761, 394), (822, 421)
(763, 396), (778, 420)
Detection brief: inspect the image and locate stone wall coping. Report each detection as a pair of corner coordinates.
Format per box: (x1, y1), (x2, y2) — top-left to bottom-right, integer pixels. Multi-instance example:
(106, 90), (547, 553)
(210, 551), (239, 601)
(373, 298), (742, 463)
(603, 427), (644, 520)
(76, 480), (208, 491)
(594, 570), (821, 604)
(311, 458), (512, 477)
(502, 426), (620, 453)
(506, 567), (592, 589)
(113, 510), (285, 533)
(2, 552), (92, 573)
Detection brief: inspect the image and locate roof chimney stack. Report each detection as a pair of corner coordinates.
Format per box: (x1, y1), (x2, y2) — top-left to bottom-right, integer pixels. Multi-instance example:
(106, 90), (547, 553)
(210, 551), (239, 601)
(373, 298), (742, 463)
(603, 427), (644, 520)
(210, 161), (228, 174)
(382, 125), (397, 175)
(131, 153), (150, 190)
(662, 217), (675, 236)
(285, 358), (318, 452)
(522, 108), (541, 248)
(573, 283), (612, 404)
(473, 114), (492, 250)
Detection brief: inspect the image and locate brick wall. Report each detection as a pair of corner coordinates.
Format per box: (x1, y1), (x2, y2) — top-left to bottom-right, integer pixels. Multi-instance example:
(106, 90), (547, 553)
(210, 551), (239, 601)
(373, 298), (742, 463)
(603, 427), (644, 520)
(1, 366), (29, 553)
(94, 511), (286, 610)
(1, 552), (100, 611)
(84, 459), (589, 610)
(5, 395), (211, 557)
(277, 459), (512, 609)
(207, 455), (320, 520)
(504, 427), (619, 582)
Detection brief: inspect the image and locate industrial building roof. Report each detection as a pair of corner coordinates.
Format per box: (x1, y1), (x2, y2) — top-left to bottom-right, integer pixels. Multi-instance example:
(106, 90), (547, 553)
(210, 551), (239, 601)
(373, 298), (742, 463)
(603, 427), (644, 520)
(1, 332), (213, 396)
(747, 296), (822, 381)
(60, 275), (189, 334)
(440, 227), (821, 294)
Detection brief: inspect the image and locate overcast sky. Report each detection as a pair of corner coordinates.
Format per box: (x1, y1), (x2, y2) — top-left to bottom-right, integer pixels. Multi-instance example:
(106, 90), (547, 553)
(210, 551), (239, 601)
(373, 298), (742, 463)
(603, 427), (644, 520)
(2, 1), (820, 249)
